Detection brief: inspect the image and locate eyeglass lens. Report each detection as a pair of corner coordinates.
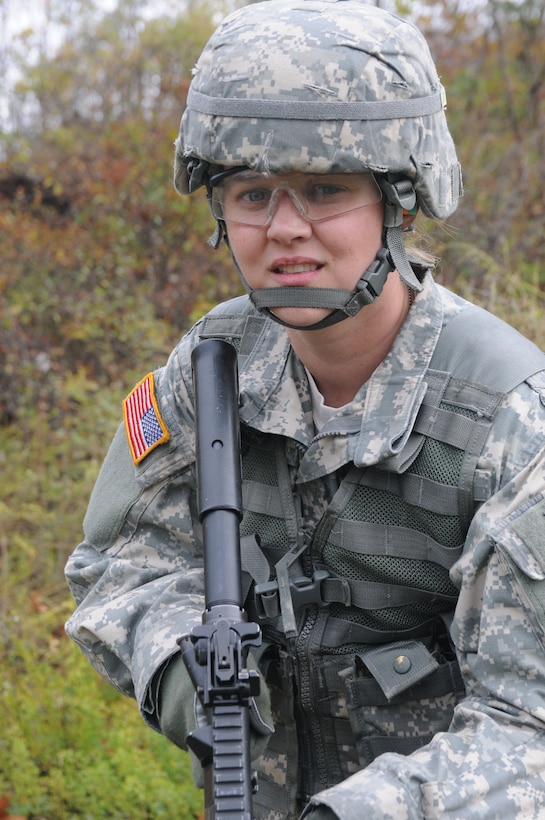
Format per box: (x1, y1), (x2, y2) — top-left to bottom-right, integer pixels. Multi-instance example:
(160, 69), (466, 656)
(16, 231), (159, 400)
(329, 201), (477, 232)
(210, 171), (382, 226)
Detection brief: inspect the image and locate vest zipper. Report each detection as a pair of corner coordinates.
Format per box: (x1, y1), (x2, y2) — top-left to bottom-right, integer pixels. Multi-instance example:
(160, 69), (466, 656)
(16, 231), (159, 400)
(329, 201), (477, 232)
(294, 606), (330, 800)
(280, 437), (332, 797)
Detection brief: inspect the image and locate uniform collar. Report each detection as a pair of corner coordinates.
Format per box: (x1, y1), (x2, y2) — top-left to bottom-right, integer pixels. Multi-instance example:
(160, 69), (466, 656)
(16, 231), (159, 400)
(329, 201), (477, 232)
(238, 327), (313, 445)
(352, 272), (444, 468)
(239, 273), (445, 480)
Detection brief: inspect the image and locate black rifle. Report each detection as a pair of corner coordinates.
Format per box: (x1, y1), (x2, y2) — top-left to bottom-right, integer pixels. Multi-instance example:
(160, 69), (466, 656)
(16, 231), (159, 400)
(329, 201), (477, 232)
(179, 338), (261, 819)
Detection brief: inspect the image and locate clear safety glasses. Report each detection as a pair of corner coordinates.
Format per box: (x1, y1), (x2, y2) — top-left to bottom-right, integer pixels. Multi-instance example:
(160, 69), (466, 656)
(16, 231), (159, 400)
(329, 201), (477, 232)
(208, 168), (383, 227)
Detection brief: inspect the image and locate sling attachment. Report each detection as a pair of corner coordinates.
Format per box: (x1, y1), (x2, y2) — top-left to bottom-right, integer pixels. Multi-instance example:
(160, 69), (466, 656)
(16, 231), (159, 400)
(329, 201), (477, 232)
(241, 533), (351, 638)
(255, 570), (332, 619)
(255, 568), (352, 639)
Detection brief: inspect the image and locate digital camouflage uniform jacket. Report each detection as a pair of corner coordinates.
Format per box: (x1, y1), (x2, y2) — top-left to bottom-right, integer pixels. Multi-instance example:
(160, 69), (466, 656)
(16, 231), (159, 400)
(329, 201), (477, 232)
(66, 273), (545, 819)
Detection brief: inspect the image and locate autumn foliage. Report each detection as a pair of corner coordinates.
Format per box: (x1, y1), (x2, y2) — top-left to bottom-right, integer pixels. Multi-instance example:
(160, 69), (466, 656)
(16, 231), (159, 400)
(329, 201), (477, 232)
(1, 0), (545, 816)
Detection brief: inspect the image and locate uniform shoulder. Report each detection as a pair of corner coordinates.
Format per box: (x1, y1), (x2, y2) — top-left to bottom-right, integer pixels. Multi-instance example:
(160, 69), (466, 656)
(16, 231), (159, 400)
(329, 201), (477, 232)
(196, 295), (277, 357)
(434, 299), (545, 393)
(202, 294), (258, 320)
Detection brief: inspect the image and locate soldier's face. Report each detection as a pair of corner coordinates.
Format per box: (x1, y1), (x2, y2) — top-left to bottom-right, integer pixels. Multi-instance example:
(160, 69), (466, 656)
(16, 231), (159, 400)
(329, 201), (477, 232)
(226, 171), (385, 329)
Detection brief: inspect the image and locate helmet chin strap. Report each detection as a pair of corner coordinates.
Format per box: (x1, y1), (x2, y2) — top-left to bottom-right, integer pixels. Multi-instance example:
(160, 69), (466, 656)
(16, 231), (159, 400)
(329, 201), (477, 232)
(248, 245), (395, 330)
(214, 176), (424, 332)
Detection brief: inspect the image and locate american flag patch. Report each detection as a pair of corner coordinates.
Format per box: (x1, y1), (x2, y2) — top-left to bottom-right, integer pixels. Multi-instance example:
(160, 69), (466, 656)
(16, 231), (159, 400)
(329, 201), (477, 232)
(123, 373), (170, 465)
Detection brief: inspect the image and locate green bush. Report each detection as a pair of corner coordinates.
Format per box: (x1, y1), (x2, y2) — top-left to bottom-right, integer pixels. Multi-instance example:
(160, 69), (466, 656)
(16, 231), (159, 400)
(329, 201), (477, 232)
(0, 597), (202, 818)
(0, 380), (203, 818)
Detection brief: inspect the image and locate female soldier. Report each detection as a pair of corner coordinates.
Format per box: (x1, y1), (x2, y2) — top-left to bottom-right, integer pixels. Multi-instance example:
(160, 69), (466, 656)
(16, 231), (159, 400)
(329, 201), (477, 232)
(65, 2), (545, 817)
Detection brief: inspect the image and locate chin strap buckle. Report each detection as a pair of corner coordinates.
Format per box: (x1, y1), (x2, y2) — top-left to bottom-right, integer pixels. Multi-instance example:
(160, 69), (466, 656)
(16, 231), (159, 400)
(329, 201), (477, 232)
(341, 247), (395, 314)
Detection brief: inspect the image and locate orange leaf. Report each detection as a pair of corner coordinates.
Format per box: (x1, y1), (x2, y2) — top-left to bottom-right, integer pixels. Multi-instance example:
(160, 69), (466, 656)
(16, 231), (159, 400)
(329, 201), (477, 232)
(0, 795), (27, 819)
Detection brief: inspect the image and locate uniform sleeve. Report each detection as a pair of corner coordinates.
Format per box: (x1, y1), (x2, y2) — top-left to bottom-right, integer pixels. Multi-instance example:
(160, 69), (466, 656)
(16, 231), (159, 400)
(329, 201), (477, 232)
(64, 339), (205, 733)
(303, 386), (545, 819)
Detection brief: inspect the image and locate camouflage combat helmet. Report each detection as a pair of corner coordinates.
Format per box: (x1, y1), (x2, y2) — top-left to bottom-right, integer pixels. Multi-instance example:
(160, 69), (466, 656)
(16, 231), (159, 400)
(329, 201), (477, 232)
(174, 0), (463, 330)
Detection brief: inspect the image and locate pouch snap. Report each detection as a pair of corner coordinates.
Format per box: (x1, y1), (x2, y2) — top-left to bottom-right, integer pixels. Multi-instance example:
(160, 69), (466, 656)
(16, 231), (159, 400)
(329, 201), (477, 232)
(394, 655), (411, 674)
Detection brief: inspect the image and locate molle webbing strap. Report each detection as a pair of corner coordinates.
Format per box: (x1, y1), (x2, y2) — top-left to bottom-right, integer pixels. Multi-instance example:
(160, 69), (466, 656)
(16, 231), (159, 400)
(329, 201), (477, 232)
(414, 404), (477, 449)
(356, 469), (461, 515)
(273, 439), (311, 637)
(240, 534), (270, 590)
(243, 481), (285, 519)
(322, 576), (457, 609)
(187, 87), (446, 121)
(321, 613), (438, 647)
(325, 519), (463, 571)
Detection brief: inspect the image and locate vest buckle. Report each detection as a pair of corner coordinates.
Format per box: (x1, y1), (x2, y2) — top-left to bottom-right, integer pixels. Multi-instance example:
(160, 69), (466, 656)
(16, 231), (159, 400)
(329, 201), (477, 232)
(254, 570), (331, 619)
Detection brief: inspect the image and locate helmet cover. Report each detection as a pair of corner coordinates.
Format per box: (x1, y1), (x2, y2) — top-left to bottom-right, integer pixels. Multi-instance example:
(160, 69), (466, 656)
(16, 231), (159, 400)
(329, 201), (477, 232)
(174, 0), (462, 220)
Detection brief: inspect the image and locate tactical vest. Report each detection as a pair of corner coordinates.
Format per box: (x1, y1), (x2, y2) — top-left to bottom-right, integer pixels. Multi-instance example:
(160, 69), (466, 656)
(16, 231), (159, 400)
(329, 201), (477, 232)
(199, 301), (545, 819)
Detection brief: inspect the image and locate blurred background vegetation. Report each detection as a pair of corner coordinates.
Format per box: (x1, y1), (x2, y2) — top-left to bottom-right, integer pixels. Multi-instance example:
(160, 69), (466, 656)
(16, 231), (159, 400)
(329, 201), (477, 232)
(1, 0), (545, 816)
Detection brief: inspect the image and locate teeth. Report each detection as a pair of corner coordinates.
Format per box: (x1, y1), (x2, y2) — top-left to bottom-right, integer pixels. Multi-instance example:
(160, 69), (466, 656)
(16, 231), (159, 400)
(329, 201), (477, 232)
(276, 264), (319, 274)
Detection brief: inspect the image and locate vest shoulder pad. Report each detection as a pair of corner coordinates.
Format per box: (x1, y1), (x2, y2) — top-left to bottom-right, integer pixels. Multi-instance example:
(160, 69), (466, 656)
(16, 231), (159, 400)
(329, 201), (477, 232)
(432, 304), (545, 392)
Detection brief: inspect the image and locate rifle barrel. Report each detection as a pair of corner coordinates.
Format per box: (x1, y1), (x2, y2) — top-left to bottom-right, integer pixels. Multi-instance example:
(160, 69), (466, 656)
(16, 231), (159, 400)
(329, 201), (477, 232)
(192, 338), (244, 611)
